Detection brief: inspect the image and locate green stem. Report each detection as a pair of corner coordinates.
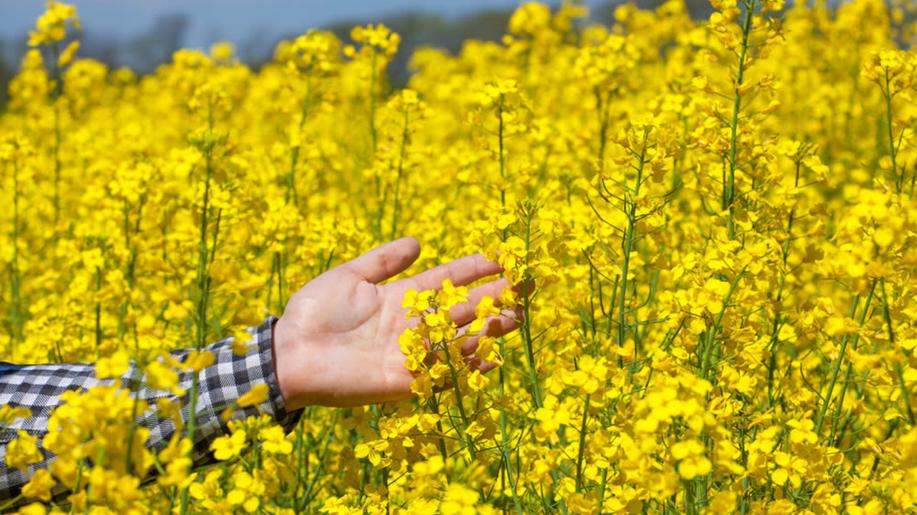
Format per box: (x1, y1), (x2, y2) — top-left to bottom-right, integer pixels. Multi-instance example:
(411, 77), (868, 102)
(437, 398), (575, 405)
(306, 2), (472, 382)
(700, 268), (747, 382)
(574, 393), (590, 491)
(520, 211), (541, 409)
(883, 70), (899, 192)
(0, 495), (23, 513)
(300, 412), (339, 509)
(879, 278), (915, 425)
(286, 75), (312, 205)
(595, 88), (610, 176)
(814, 281), (875, 435)
(50, 42), (63, 224)
(725, 0), (756, 240)
(369, 50), (378, 154)
(9, 158), (24, 345)
(497, 355), (523, 514)
(597, 469), (608, 512)
(389, 107), (409, 240)
(828, 293), (873, 445)
(441, 338), (477, 458)
(95, 266), (102, 357)
(616, 133), (647, 359)
(767, 204), (795, 406)
(124, 384), (142, 474)
(684, 477), (698, 515)
(498, 97), (506, 209)
(182, 109), (217, 515)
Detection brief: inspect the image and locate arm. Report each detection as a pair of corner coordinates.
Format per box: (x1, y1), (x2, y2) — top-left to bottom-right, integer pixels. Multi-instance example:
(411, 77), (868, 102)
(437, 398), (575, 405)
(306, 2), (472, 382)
(0, 316), (297, 503)
(0, 237), (519, 505)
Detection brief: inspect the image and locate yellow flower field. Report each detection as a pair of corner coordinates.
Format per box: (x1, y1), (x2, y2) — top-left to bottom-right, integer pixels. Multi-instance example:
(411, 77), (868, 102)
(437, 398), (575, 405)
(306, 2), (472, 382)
(1, 0), (917, 512)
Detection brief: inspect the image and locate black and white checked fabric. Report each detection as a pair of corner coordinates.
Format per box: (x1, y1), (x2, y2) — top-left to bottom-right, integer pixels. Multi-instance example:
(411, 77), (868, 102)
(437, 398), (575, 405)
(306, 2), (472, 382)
(0, 316), (301, 504)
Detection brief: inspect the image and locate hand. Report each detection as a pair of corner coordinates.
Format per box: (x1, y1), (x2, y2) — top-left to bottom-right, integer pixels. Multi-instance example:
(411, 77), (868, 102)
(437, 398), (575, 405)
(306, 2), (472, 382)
(272, 237), (520, 409)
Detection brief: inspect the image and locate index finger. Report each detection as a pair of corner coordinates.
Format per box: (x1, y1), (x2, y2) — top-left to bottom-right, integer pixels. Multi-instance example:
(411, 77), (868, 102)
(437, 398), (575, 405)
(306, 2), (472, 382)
(408, 253), (502, 291)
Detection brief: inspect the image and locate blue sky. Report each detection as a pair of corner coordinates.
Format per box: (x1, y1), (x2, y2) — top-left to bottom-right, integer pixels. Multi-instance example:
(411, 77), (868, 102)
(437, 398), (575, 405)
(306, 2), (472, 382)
(0, 1), (568, 48)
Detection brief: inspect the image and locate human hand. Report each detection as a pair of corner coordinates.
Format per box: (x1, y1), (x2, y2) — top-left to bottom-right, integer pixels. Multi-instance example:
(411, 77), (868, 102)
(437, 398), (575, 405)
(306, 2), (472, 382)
(272, 237), (520, 409)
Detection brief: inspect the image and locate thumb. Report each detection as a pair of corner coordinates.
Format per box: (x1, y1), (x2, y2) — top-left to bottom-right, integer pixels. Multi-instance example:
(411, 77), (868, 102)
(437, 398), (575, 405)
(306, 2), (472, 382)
(344, 237), (421, 284)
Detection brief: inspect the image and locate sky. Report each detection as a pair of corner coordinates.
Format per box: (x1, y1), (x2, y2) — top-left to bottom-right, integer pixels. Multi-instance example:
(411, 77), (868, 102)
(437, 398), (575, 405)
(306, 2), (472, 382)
(0, 0), (552, 49)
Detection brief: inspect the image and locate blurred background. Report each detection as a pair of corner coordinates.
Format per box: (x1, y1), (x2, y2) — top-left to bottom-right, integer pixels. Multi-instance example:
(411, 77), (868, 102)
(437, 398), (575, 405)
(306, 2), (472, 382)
(0, 0), (761, 107)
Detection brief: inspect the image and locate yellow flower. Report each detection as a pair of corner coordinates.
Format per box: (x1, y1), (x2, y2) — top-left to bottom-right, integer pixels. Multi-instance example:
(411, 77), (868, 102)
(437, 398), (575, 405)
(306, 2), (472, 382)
(95, 349), (129, 379)
(231, 329), (254, 356)
(771, 451), (807, 488)
(28, 1), (79, 47)
(145, 360), (183, 395)
(438, 279), (468, 312)
(350, 24), (400, 57)
(469, 295), (501, 334)
(183, 350), (215, 373)
(6, 430), (43, 473)
(238, 383), (269, 408)
(157, 436), (193, 487)
(787, 419), (817, 445)
(260, 425), (293, 455)
(319, 497), (363, 515)
(440, 483), (478, 515)
(57, 40), (79, 67)
(22, 469), (55, 502)
(467, 370), (490, 392)
(211, 429), (247, 461)
(671, 439), (712, 480)
(0, 405), (31, 426)
(227, 471), (265, 513)
(402, 288), (433, 317)
(15, 503), (48, 515)
(354, 440), (388, 467)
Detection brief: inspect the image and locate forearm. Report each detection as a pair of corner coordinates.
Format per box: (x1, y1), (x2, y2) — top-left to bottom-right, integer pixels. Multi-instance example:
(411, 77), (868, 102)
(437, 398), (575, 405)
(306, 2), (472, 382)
(0, 316), (301, 503)
(157, 316), (301, 463)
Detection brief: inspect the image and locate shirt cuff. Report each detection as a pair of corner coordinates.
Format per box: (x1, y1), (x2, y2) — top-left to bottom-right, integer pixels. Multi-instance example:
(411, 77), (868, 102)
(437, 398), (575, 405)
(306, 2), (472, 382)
(175, 315), (304, 462)
(254, 315), (302, 434)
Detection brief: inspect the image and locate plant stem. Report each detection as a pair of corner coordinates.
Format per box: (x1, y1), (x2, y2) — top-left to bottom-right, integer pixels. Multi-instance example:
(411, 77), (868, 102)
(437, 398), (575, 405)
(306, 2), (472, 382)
(498, 96), (506, 208)
(496, 365), (523, 514)
(9, 158), (24, 346)
(94, 266), (102, 357)
(882, 70), (899, 192)
(879, 278), (915, 425)
(50, 42), (63, 224)
(369, 50), (378, 154)
(574, 393), (590, 491)
(617, 132), (647, 359)
(182, 107), (218, 514)
(441, 338), (477, 458)
(287, 75), (312, 205)
(725, 0), (756, 240)
(814, 281), (875, 435)
(701, 268), (747, 382)
(520, 209), (541, 409)
(389, 106), (409, 240)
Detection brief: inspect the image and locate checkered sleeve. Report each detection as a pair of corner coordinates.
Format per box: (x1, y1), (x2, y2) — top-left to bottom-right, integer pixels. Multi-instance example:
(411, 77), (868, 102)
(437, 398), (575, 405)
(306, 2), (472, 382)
(0, 315), (302, 504)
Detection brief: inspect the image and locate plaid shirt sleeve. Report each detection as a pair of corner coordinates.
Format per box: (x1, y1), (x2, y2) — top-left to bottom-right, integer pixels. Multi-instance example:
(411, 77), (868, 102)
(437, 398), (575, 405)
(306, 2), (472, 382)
(0, 315), (302, 504)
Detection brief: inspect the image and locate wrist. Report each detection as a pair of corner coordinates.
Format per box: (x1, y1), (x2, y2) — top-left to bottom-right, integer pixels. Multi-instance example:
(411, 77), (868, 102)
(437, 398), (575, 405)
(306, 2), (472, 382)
(272, 315), (312, 411)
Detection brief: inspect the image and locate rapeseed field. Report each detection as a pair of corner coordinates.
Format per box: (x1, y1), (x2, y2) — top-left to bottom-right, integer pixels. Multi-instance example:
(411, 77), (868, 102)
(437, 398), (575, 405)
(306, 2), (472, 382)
(1, 0), (916, 512)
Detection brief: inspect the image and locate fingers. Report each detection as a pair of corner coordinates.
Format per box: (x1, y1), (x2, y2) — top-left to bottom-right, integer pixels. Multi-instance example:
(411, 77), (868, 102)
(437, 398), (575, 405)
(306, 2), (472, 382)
(420, 312), (519, 363)
(448, 278), (511, 326)
(459, 313), (520, 356)
(344, 237), (420, 284)
(466, 355), (498, 374)
(410, 253), (502, 291)
(430, 356), (498, 395)
(420, 314), (517, 395)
